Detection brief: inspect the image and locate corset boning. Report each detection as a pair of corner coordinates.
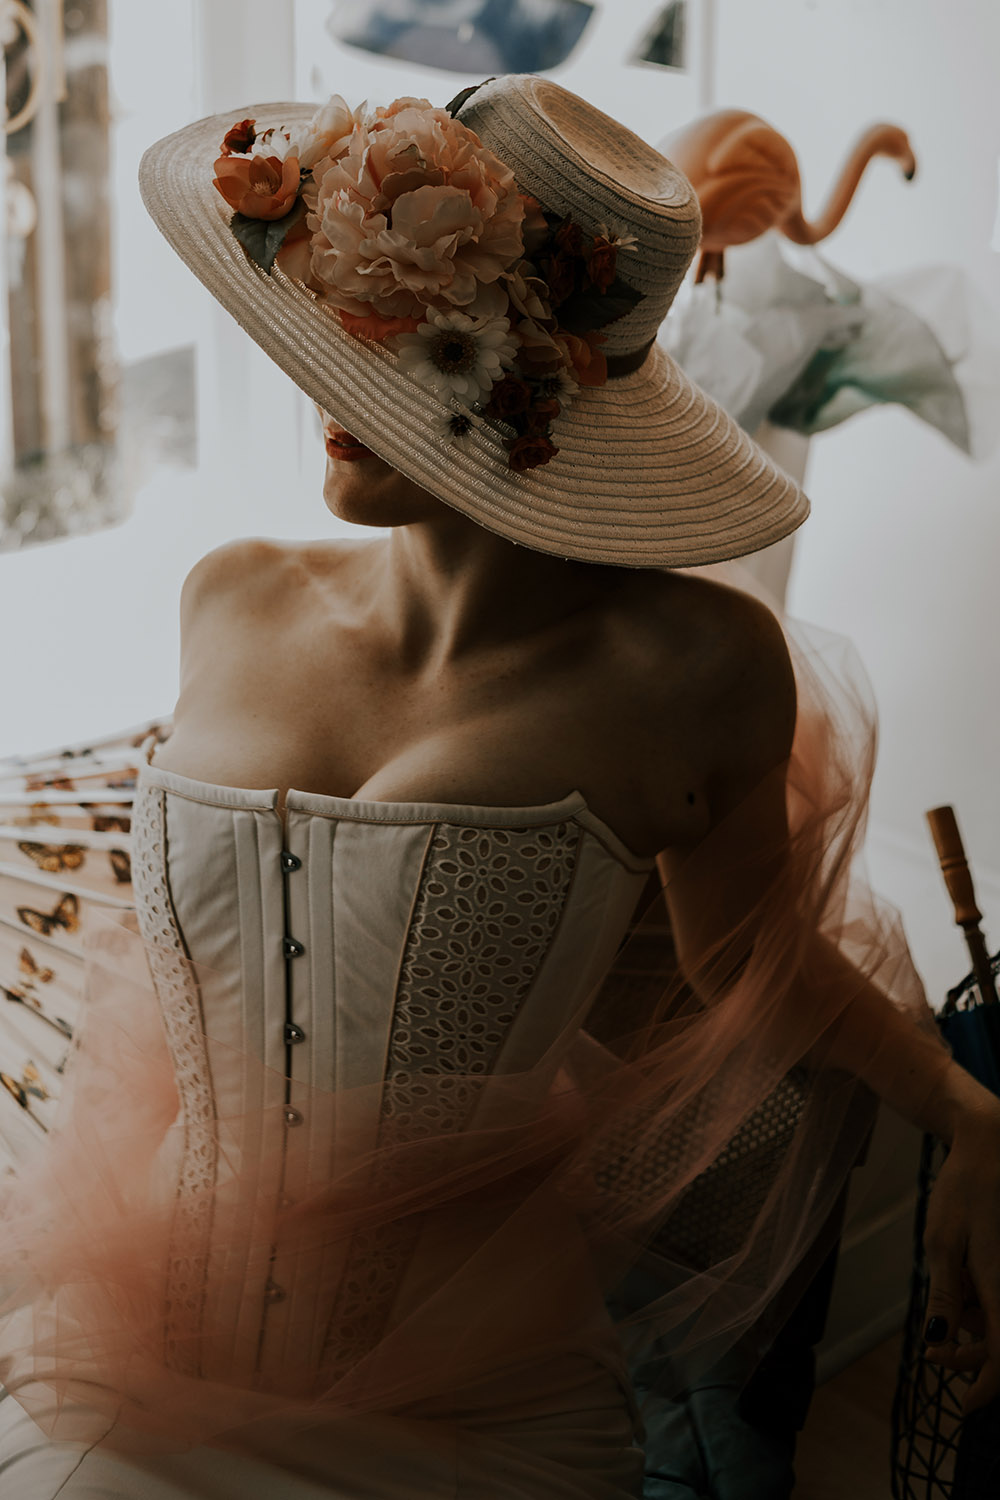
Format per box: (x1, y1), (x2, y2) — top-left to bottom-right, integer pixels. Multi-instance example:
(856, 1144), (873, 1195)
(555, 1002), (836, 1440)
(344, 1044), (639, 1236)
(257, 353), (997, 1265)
(131, 764), (653, 1390)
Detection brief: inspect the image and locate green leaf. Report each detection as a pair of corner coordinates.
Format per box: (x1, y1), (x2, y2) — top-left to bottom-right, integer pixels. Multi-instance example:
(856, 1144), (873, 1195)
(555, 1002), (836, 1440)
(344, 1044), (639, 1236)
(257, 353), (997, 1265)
(556, 276), (643, 335)
(445, 78), (495, 118)
(230, 201), (305, 274)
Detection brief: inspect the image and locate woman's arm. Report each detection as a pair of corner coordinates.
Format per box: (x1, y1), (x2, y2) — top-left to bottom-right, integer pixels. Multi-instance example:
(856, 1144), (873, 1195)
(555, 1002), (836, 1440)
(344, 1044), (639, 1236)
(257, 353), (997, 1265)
(653, 595), (1000, 1411)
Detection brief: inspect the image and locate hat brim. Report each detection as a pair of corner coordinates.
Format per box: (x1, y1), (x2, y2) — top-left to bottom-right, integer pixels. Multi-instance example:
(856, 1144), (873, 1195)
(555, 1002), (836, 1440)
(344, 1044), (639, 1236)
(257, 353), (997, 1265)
(139, 104), (809, 569)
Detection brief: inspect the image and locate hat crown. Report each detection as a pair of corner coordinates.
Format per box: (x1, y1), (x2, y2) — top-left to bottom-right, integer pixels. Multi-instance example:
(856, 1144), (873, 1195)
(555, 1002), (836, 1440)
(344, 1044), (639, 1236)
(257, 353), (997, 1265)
(457, 76), (702, 357)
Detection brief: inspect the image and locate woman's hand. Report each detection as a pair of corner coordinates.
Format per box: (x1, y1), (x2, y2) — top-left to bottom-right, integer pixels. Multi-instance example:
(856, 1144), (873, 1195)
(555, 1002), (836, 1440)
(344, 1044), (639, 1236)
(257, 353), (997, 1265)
(922, 1102), (1000, 1413)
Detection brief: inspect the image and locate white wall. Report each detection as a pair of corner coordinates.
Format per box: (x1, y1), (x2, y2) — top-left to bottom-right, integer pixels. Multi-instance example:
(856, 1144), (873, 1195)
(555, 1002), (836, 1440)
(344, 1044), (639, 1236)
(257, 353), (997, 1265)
(0, 0), (347, 757)
(713, 0), (1000, 998)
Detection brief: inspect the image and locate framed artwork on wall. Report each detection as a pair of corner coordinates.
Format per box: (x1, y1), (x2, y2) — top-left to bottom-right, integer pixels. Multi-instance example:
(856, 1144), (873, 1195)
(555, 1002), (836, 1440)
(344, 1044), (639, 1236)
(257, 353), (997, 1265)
(1, 0), (121, 551)
(295, 1), (714, 148)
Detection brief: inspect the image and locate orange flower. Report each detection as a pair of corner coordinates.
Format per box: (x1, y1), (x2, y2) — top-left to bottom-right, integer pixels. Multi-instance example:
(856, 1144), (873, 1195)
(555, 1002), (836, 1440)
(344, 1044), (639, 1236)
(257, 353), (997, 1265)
(213, 153), (301, 220)
(558, 331), (608, 387)
(339, 311), (421, 340)
(587, 236), (618, 293)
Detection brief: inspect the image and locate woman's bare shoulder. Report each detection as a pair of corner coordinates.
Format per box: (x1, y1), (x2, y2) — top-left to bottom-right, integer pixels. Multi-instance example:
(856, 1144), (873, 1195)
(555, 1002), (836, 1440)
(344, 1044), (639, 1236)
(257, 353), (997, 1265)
(179, 537), (368, 627)
(624, 566), (790, 673)
(622, 568), (797, 785)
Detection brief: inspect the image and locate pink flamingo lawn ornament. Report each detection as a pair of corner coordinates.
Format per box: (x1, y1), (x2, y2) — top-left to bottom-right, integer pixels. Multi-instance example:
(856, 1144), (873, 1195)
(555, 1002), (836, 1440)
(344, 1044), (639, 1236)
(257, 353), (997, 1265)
(662, 109), (917, 282)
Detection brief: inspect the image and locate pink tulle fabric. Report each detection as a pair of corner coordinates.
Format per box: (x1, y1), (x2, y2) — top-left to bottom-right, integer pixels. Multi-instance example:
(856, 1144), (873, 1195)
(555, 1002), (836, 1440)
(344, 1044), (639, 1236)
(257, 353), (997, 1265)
(0, 612), (944, 1468)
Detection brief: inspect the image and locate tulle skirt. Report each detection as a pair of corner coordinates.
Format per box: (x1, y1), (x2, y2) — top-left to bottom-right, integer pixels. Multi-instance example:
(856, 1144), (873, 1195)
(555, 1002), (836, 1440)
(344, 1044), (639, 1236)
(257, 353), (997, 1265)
(0, 1354), (645, 1498)
(0, 600), (946, 1496)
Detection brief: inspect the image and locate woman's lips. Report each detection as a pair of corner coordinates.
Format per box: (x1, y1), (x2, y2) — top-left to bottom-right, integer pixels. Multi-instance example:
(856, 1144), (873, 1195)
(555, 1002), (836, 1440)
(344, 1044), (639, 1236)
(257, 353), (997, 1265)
(324, 427), (373, 462)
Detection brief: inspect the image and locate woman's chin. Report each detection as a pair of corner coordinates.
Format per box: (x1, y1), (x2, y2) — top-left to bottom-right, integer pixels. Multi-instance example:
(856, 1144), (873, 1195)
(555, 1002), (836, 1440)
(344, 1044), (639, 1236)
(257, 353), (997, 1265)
(322, 457), (452, 529)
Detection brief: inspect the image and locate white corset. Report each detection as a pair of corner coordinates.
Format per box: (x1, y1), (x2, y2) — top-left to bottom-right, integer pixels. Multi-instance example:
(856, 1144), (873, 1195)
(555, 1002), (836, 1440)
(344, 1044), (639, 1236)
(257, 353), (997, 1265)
(132, 759), (654, 1388)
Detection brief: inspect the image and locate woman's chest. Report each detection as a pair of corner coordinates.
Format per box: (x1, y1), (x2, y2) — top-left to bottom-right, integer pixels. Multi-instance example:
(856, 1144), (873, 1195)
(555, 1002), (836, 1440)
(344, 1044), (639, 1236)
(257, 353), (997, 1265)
(164, 616), (710, 858)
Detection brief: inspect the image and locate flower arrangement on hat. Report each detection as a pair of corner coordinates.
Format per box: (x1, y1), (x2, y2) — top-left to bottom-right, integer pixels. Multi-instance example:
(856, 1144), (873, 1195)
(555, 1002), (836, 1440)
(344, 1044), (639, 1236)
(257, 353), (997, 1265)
(212, 89), (642, 472)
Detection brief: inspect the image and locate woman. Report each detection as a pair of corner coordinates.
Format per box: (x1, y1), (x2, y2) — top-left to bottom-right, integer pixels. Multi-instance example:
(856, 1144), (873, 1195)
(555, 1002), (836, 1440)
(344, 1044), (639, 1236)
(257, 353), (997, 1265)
(0, 74), (997, 1498)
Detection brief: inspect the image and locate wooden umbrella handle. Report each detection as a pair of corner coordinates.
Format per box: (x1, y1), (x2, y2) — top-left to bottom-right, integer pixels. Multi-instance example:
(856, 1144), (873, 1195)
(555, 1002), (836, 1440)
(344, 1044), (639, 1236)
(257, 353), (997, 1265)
(927, 804), (998, 1008)
(927, 805), (983, 927)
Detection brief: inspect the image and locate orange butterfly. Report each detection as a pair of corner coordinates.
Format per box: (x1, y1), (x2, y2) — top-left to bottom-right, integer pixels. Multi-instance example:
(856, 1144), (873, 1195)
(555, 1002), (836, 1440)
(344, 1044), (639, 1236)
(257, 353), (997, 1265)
(19, 947), (54, 986)
(87, 813), (131, 834)
(24, 774), (76, 793)
(1, 1064), (50, 1131)
(17, 841), (85, 874)
(23, 802), (57, 826)
(16, 893), (79, 938)
(3, 984), (74, 1041)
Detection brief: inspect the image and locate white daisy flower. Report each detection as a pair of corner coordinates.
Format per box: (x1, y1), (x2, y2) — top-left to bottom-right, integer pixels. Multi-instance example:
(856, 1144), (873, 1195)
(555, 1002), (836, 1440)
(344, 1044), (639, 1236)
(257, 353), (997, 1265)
(597, 220), (639, 252)
(439, 403), (479, 451)
(253, 126), (296, 161)
(396, 311), (518, 404)
(535, 366), (580, 404)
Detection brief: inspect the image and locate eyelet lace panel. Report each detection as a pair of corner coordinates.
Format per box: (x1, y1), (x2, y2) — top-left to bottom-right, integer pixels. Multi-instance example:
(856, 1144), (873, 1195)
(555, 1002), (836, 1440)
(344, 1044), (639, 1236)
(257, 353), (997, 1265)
(131, 785), (218, 1374)
(591, 1068), (810, 1270)
(321, 819), (581, 1375)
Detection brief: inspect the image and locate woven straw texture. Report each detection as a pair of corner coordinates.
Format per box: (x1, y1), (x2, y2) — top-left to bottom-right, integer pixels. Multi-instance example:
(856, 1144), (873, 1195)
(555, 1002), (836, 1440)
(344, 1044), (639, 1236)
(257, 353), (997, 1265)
(138, 76), (809, 568)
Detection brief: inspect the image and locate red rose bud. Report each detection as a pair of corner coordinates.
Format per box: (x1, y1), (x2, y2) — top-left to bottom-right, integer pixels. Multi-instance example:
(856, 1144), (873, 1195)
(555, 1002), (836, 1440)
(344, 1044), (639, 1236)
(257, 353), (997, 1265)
(588, 237), (618, 293)
(553, 217), (585, 258)
(544, 250), (578, 308)
(221, 118), (257, 156)
(485, 375), (534, 420)
(508, 433), (559, 471)
(523, 398), (562, 435)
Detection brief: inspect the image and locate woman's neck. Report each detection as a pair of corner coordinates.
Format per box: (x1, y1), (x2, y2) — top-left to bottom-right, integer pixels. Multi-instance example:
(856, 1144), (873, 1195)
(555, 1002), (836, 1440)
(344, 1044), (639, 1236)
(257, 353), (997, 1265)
(363, 514), (630, 672)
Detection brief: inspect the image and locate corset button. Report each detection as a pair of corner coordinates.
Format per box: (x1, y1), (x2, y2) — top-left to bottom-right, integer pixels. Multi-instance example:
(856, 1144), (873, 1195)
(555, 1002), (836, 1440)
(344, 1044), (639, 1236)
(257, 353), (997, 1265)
(283, 936), (305, 959)
(283, 1105), (304, 1127)
(281, 851), (302, 873)
(263, 1279), (286, 1304)
(284, 1021), (306, 1045)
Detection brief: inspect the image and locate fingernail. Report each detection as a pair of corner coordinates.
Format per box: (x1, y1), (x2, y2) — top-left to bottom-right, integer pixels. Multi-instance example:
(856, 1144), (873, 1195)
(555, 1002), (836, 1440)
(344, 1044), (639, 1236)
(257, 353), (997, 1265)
(924, 1315), (948, 1343)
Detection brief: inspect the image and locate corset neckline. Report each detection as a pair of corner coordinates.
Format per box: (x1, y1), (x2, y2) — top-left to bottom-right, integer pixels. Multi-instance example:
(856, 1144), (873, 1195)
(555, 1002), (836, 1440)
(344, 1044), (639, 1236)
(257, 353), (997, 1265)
(140, 747), (656, 873)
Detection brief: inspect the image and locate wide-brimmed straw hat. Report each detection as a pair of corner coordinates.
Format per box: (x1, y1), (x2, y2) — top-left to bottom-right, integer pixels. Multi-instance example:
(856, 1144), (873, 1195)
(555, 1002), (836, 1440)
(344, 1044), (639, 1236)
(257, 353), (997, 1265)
(139, 74), (808, 568)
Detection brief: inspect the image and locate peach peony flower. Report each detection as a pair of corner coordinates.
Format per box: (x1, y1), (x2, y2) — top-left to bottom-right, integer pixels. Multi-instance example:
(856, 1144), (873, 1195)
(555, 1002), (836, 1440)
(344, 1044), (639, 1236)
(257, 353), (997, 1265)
(306, 101), (525, 324)
(513, 315), (568, 375)
(213, 153), (301, 221)
(503, 264), (553, 325)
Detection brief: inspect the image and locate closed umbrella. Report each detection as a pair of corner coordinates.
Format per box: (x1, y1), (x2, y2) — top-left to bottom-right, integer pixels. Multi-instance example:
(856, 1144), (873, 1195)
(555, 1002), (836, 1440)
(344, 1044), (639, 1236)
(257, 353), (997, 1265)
(891, 806), (1000, 1498)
